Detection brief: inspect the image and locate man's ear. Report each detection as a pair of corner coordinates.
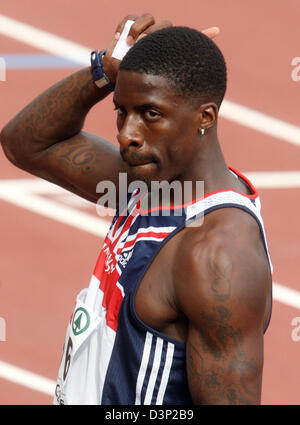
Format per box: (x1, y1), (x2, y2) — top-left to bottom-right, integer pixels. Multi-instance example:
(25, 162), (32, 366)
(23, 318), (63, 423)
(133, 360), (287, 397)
(197, 103), (218, 130)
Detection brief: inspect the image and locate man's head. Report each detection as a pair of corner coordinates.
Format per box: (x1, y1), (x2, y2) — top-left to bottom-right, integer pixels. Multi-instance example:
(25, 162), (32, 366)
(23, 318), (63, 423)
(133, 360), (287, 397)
(114, 26), (227, 187)
(119, 26), (227, 108)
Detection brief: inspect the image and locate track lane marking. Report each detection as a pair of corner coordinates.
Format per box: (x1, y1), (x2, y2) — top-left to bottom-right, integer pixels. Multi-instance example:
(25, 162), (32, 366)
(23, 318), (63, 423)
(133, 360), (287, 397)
(0, 14), (90, 65)
(245, 171), (300, 188)
(0, 13), (300, 148)
(0, 360), (55, 397)
(0, 179), (110, 238)
(0, 53), (81, 69)
(273, 283), (300, 311)
(220, 100), (300, 148)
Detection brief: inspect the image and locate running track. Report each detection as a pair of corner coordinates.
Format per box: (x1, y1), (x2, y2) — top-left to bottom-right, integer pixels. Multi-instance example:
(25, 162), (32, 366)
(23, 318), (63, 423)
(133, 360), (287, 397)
(0, 0), (299, 405)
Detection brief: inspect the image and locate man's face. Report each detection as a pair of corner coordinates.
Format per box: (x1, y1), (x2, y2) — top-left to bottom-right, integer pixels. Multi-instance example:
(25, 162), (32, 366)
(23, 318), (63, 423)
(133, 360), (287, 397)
(114, 71), (201, 186)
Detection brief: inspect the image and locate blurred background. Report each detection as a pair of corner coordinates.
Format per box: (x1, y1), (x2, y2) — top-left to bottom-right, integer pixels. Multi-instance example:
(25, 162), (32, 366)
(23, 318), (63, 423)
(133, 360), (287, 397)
(0, 0), (299, 404)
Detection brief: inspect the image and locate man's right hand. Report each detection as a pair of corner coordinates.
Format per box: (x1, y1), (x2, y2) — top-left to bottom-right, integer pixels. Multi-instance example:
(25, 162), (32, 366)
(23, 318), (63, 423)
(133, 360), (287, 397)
(102, 14), (173, 86)
(102, 13), (220, 86)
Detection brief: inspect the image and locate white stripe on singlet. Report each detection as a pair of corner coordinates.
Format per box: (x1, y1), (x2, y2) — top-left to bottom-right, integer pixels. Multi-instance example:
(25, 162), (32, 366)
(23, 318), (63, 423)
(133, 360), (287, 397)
(156, 342), (174, 405)
(135, 332), (153, 405)
(144, 337), (164, 405)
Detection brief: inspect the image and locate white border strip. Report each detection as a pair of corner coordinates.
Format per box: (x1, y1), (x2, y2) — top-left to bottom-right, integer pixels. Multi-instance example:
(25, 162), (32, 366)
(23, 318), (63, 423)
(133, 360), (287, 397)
(0, 13), (300, 147)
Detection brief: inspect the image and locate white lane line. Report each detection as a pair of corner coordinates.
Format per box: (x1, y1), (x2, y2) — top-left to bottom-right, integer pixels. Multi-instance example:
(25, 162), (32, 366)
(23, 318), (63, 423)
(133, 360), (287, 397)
(2, 170), (300, 193)
(0, 170), (298, 248)
(273, 283), (300, 311)
(244, 171), (300, 189)
(220, 100), (300, 148)
(0, 14), (90, 65)
(0, 13), (300, 148)
(0, 360), (56, 396)
(0, 179), (111, 238)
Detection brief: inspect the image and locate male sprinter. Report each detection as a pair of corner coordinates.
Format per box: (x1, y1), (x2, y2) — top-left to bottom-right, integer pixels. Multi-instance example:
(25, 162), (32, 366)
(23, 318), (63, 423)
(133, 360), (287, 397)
(1, 14), (272, 404)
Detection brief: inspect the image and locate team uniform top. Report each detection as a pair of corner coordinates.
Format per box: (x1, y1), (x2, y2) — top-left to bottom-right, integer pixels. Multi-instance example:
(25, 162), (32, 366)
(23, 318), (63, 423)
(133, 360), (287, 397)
(54, 167), (273, 405)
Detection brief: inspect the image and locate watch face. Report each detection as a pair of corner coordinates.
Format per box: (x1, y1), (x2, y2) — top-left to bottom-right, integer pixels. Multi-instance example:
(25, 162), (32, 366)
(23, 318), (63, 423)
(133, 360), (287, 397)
(95, 77), (108, 89)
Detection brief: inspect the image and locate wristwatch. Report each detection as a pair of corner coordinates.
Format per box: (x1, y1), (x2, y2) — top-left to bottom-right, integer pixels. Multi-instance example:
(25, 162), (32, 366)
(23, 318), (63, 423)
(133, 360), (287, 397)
(90, 50), (115, 91)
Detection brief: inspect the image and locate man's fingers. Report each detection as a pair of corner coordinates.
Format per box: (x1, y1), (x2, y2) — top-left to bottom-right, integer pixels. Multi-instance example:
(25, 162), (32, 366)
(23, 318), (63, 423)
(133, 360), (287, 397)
(115, 17), (219, 46)
(105, 14), (138, 57)
(126, 13), (155, 44)
(137, 20), (173, 40)
(115, 14), (138, 36)
(201, 26), (220, 39)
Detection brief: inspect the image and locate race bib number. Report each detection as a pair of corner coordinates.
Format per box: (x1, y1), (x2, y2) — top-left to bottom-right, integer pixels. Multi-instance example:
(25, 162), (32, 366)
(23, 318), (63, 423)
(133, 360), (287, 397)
(54, 290), (101, 404)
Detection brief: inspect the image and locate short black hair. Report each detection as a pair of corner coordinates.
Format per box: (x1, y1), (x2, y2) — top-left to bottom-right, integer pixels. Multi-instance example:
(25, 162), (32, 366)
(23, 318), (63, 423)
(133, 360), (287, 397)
(119, 26), (227, 108)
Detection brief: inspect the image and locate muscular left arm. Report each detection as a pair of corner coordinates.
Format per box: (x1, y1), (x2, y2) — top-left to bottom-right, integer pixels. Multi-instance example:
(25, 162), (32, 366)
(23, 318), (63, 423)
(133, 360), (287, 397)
(175, 231), (269, 404)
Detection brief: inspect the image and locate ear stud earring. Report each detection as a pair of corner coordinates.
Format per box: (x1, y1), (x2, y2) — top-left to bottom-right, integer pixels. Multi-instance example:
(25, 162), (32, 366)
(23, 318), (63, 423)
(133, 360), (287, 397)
(199, 128), (205, 136)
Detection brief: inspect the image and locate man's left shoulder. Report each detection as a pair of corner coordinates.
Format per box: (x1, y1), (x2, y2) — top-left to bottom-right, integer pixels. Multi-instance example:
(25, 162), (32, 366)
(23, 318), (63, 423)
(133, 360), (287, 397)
(177, 206), (264, 270)
(172, 209), (271, 316)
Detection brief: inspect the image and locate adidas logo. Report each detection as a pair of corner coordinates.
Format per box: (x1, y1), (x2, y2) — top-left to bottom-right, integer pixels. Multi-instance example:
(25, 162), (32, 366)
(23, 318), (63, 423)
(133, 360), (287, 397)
(118, 250), (133, 268)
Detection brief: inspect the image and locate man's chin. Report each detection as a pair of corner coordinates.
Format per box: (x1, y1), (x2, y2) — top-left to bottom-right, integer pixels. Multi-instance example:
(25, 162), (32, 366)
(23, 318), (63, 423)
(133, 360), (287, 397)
(127, 163), (160, 190)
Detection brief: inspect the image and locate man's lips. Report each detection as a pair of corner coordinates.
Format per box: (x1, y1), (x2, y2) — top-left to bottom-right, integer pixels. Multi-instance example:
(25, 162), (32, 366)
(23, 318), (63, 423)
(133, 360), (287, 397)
(121, 152), (157, 167)
(128, 160), (154, 167)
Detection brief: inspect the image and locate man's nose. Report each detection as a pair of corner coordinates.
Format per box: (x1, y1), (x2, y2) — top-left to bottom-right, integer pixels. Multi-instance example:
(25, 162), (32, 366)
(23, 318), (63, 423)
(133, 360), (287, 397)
(117, 114), (144, 149)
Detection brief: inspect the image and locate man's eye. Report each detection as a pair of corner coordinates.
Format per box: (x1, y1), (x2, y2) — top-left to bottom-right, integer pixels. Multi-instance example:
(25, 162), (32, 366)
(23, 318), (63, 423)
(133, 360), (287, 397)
(144, 110), (161, 120)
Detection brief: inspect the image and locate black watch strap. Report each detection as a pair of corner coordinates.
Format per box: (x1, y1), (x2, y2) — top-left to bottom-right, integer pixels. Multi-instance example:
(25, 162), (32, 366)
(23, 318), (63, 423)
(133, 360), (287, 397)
(90, 50), (115, 92)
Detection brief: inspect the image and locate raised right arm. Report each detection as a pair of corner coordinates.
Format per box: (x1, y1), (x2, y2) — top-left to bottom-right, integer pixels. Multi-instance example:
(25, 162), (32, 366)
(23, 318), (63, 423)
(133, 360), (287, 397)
(0, 65), (123, 203)
(0, 14), (218, 204)
(0, 14), (161, 203)
(1, 68), (121, 201)
(0, 13), (150, 203)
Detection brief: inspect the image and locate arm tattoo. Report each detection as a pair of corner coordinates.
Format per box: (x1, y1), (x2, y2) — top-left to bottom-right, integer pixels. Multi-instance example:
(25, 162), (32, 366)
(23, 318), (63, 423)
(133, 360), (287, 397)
(4, 67), (106, 159)
(49, 141), (103, 176)
(208, 257), (233, 301)
(187, 305), (261, 404)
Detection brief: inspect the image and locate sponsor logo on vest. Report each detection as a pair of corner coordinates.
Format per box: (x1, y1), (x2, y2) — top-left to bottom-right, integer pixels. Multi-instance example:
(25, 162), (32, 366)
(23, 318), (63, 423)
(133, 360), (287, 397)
(72, 307), (90, 336)
(104, 245), (116, 274)
(118, 250), (133, 268)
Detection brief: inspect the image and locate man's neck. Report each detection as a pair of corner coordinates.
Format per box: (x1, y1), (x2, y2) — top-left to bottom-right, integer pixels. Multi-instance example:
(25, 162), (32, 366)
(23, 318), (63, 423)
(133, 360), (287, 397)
(141, 137), (234, 210)
(176, 136), (231, 201)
